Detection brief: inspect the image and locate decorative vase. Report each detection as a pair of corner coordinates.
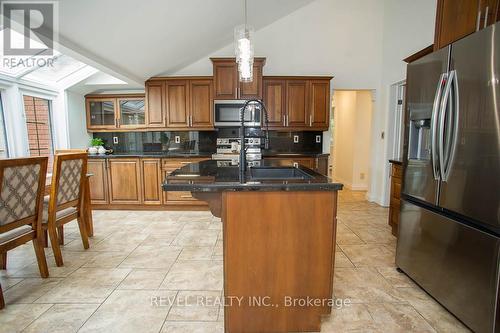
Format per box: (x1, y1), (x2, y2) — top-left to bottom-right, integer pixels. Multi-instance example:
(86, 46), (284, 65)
(88, 146), (98, 154)
(97, 146), (107, 154)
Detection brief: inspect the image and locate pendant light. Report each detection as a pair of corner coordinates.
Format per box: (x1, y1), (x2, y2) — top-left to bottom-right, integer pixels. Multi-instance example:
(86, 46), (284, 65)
(234, 0), (254, 82)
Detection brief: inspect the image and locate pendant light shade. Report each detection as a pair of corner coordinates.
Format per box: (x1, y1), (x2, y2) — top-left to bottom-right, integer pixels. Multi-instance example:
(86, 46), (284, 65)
(234, 0), (254, 82)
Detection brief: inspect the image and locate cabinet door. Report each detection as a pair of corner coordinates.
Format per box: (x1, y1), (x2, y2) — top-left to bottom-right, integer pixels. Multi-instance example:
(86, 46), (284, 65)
(213, 60), (238, 99)
(189, 79), (214, 128)
(108, 158), (142, 204)
(263, 79), (286, 128)
(239, 60), (264, 99)
(165, 80), (189, 128)
(141, 158), (162, 205)
(87, 159), (108, 204)
(308, 80), (330, 129)
(145, 81), (166, 128)
(86, 98), (118, 130)
(286, 80), (308, 128)
(118, 97), (145, 129)
(434, 0), (481, 49)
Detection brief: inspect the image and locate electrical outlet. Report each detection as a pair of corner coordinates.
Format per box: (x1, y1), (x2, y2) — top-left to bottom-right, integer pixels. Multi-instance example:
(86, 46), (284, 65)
(360, 173), (365, 180)
(316, 135), (321, 143)
(175, 136), (181, 144)
(113, 136), (118, 144)
(293, 135), (299, 143)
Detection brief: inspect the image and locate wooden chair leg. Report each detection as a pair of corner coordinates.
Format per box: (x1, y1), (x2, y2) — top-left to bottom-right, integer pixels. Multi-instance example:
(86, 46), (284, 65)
(42, 229), (48, 248)
(0, 283), (5, 310)
(48, 227), (64, 267)
(0, 252), (6, 270)
(32, 238), (49, 278)
(84, 179), (94, 237)
(57, 225), (64, 245)
(77, 216), (90, 249)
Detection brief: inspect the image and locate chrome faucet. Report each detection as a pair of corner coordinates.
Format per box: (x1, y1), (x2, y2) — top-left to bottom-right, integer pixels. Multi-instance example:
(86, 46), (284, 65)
(239, 99), (269, 179)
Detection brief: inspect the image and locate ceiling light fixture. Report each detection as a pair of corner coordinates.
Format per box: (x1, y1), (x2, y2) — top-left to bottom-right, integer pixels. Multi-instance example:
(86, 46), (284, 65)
(234, 0), (254, 82)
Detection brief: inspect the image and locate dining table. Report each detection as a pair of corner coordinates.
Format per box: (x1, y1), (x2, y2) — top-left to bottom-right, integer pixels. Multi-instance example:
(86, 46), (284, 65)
(44, 173), (94, 245)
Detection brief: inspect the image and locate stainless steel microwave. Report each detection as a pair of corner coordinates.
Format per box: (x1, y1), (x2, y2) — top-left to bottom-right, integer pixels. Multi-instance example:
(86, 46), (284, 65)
(214, 100), (261, 127)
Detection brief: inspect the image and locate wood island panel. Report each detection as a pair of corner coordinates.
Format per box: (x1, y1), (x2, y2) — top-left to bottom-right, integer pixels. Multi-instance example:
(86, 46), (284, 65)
(222, 191), (338, 333)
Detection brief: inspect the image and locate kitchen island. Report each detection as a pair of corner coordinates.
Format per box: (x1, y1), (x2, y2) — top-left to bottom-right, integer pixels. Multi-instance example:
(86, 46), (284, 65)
(163, 160), (342, 333)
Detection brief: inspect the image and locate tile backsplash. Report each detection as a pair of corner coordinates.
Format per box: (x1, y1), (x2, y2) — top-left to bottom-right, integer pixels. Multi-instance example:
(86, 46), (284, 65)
(93, 129), (323, 154)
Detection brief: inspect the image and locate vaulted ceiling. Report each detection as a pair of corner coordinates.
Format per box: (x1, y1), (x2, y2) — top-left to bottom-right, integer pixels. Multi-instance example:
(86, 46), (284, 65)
(57, 0), (315, 85)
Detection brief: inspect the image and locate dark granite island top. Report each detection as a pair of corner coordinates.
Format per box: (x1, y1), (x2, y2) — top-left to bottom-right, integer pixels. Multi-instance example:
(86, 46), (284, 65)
(163, 159), (342, 333)
(162, 160), (342, 192)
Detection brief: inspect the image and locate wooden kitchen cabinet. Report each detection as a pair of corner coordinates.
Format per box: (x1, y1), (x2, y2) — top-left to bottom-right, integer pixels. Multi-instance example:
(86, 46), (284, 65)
(263, 77), (332, 131)
(263, 79), (286, 127)
(165, 80), (189, 128)
(434, 0), (499, 50)
(286, 80), (309, 128)
(189, 79), (214, 128)
(145, 77), (214, 130)
(86, 94), (145, 131)
(145, 81), (165, 128)
(211, 58), (266, 99)
(265, 157), (315, 169)
(107, 158), (142, 204)
(388, 160), (403, 236)
(309, 80), (330, 129)
(88, 159), (109, 205)
(162, 158), (208, 206)
(141, 158), (162, 205)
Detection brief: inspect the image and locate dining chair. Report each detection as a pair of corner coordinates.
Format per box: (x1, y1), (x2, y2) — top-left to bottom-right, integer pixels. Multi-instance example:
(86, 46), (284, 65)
(53, 149), (93, 242)
(0, 157), (49, 308)
(43, 152), (89, 267)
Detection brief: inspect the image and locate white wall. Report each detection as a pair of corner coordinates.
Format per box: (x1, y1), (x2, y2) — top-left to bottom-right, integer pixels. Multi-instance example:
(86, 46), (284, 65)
(368, 0), (436, 205)
(333, 90), (372, 190)
(66, 90), (91, 148)
(173, 0), (436, 205)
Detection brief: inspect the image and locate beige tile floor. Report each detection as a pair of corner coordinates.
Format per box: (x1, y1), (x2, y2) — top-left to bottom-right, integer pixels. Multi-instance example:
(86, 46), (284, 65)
(0, 190), (471, 333)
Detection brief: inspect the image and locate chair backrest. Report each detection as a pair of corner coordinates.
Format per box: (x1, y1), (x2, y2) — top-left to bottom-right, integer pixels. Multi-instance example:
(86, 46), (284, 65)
(0, 157), (47, 232)
(49, 153), (87, 210)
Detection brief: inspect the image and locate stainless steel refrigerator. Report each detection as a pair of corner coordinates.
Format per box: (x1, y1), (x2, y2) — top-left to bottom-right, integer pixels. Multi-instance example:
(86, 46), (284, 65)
(396, 23), (500, 333)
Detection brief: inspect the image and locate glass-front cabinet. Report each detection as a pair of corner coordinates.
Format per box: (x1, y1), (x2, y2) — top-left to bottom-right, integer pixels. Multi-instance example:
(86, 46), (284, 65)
(86, 94), (145, 131)
(119, 98), (145, 127)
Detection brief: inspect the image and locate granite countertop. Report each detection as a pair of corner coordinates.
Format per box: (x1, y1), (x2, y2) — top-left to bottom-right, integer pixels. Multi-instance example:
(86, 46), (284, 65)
(162, 160), (343, 192)
(88, 151), (329, 159)
(88, 151), (214, 158)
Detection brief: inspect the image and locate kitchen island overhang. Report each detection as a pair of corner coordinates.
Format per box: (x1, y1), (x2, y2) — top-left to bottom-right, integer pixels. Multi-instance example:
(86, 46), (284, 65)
(163, 160), (343, 333)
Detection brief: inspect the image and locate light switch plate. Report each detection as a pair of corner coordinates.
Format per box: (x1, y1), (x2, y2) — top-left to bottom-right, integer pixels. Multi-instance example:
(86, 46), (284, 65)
(175, 136), (181, 143)
(113, 136), (118, 144)
(316, 135), (321, 143)
(293, 135), (299, 143)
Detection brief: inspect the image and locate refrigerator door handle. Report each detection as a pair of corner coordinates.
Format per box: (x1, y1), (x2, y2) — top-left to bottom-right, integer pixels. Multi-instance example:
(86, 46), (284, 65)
(443, 70), (460, 182)
(438, 70), (454, 181)
(431, 73), (447, 180)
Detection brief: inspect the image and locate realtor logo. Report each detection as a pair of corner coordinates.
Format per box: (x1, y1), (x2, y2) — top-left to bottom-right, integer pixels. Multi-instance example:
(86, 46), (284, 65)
(1, 1), (57, 56)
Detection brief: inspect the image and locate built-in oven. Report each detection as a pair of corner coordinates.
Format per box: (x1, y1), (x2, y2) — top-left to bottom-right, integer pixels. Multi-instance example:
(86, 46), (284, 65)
(214, 100), (261, 127)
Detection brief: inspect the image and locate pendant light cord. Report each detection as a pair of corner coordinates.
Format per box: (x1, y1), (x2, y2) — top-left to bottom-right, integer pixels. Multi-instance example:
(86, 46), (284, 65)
(244, 0), (248, 28)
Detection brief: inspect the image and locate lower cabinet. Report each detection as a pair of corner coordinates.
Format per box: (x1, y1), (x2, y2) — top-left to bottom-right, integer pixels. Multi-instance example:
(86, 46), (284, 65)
(263, 156), (329, 176)
(88, 159), (109, 205)
(88, 156), (208, 209)
(162, 158), (208, 206)
(388, 161), (403, 236)
(108, 158), (143, 204)
(142, 158), (162, 205)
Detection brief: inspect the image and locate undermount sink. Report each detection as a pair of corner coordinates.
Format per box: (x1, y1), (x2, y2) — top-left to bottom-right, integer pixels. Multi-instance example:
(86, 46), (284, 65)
(248, 166), (313, 180)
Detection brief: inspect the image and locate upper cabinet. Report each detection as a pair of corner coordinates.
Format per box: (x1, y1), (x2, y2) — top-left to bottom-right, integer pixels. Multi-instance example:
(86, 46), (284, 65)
(263, 77), (332, 131)
(434, 0), (499, 50)
(86, 94), (145, 131)
(211, 58), (266, 100)
(145, 77), (214, 130)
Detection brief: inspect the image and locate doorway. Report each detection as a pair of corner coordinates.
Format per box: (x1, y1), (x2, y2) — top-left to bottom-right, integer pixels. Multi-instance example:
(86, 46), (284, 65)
(330, 90), (374, 191)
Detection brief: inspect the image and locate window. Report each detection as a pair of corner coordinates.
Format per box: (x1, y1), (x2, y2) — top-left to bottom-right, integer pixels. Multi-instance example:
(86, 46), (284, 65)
(23, 95), (54, 170)
(0, 94), (8, 158)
